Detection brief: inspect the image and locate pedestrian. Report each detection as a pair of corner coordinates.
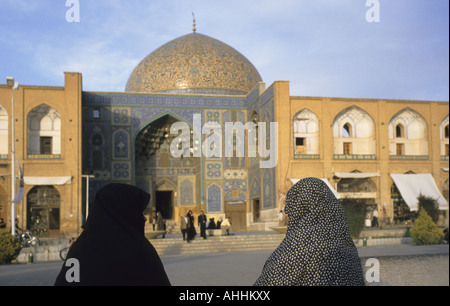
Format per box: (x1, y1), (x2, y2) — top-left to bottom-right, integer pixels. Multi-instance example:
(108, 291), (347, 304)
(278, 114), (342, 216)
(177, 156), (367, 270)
(187, 210), (196, 241)
(216, 217), (222, 229)
(0, 218), (6, 230)
(372, 207), (379, 228)
(180, 213), (189, 241)
(254, 177), (365, 286)
(54, 183), (171, 286)
(14, 218), (22, 233)
(151, 213), (156, 231)
(198, 210), (207, 239)
(156, 211), (166, 239)
(221, 217), (232, 235)
(207, 218), (216, 229)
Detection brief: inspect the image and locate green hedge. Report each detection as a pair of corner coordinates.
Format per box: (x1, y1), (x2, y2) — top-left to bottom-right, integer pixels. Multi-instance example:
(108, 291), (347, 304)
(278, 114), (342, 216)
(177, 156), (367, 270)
(410, 209), (444, 245)
(0, 230), (22, 265)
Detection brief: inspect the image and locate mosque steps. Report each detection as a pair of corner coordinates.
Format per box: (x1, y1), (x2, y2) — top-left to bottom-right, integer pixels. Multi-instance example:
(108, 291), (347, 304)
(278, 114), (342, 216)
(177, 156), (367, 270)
(148, 233), (284, 256)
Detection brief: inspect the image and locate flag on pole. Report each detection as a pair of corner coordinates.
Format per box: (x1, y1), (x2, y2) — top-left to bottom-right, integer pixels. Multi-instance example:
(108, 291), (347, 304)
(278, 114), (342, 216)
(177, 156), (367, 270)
(12, 156), (24, 204)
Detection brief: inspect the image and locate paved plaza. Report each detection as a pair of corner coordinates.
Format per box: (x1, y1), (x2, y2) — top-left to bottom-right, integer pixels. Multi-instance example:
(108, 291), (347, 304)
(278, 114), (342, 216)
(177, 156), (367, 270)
(0, 244), (448, 286)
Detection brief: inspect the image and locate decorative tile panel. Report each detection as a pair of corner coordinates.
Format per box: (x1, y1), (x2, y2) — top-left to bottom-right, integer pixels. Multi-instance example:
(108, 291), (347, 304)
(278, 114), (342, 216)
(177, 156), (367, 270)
(207, 184), (222, 213)
(112, 162), (131, 180)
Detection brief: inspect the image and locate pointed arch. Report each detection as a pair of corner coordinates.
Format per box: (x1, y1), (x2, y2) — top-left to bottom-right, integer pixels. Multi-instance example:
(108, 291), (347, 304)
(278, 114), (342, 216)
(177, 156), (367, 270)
(388, 108), (428, 157)
(441, 115), (449, 157)
(388, 108), (427, 140)
(27, 104), (61, 157)
(207, 183), (222, 213)
(293, 108), (319, 156)
(332, 105), (376, 156)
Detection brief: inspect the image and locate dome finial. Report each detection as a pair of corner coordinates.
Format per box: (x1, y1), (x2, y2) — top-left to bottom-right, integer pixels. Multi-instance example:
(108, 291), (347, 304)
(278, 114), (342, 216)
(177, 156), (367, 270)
(192, 12), (196, 33)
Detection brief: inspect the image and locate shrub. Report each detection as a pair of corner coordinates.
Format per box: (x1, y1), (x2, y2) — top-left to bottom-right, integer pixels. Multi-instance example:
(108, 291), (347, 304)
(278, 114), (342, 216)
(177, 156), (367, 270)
(340, 198), (367, 238)
(0, 230), (22, 265)
(417, 194), (440, 224)
(410, 209), (444, 245)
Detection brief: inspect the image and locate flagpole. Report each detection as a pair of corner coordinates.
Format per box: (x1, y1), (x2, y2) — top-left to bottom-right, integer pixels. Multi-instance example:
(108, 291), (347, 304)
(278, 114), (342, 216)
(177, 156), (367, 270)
(7, 77), (19, 236)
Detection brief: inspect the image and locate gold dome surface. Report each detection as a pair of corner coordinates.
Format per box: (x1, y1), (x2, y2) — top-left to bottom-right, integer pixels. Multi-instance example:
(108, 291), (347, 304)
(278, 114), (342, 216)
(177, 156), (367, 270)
(125, 33), (262, 95)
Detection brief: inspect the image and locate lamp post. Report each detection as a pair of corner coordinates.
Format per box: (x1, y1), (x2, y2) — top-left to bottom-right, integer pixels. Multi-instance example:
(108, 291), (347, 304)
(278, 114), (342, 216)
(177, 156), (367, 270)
(81, 174), (95, 220)
(6, 77), (19, 236)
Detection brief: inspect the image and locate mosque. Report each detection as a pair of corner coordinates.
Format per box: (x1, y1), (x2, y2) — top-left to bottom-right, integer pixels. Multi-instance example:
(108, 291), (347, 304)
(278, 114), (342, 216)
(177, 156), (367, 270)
(0, 24), (448, 237)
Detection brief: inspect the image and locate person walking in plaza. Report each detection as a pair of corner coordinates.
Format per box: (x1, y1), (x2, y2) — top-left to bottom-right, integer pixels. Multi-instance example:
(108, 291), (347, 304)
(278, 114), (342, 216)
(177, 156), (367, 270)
(156, 211), (166, 239)
(54, 183), (171, 286)
(180, 213), (190, 241)
(187, 210), (196, 241)
(254, 177), (364, 286)
(151, 213), (156, 231)
(198, 210), (207, 240)
(371, 206), (379, 228)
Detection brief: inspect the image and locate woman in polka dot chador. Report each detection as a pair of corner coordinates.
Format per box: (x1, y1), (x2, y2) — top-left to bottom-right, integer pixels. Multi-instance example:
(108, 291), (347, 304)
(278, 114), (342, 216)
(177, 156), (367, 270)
(254, 177), (364, 286)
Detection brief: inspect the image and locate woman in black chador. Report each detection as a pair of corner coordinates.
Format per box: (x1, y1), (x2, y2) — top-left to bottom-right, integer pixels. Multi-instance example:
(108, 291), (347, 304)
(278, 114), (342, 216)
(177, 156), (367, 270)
(186, 210), (197, 242)
(254, 177), (364, 286)
(54, 183), (171, 286)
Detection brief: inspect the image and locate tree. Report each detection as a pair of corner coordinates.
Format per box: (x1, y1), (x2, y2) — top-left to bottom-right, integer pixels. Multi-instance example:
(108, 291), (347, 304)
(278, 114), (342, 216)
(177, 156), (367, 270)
(410, 209), (444, 245)
(340, 198), (367, 239)
(417, 194), (440, 224)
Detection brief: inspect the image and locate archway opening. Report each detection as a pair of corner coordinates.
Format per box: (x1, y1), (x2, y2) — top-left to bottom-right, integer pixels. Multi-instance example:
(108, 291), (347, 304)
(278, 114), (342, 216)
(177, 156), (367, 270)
(155, 191), (174, 220)
(27, 185), (60, 237)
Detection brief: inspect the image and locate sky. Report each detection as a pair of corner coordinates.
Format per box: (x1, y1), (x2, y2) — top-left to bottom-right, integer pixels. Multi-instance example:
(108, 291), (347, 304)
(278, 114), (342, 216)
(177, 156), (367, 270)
(0, 0), (448, 101)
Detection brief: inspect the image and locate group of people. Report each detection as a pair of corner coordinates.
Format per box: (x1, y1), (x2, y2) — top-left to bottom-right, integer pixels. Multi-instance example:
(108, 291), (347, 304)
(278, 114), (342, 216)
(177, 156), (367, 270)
(152, 209), (233, 243)
(54, 178), (366, 286)
(0, 218), (22, 234)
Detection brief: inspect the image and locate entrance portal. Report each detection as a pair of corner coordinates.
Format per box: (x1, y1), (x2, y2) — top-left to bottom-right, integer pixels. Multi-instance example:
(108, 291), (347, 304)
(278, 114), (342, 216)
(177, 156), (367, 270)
(225, 202), (247, 232)
(155, 191), (174, 220)
(252, 198), (261, 222)
(27, 185), (60, 237)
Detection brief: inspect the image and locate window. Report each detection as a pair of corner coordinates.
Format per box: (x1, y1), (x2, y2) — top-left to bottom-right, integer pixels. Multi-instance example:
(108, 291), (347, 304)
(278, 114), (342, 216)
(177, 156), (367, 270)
(40, 137), (52, 154)
(343, 123), (352, 138)
(446, 144), (449, 156)
(445, 125), (449, 139)
(27, 104), (61, 158)
(396, 143), (405, 155)
(295, 137), (306, 154)
(343, 142), (352, 155)
(396, 124), (405, 138)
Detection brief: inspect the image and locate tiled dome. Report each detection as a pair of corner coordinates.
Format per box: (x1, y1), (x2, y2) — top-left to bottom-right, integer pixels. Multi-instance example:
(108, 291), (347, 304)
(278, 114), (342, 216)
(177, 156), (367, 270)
(125, 33), (262, 95)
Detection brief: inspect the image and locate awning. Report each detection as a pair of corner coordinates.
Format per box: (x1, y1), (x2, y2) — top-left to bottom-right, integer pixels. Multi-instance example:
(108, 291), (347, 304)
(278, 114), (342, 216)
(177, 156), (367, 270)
(390, 174), (448, 211)
(24, 176), (73, 186)
(334, 172), (380, 178)
(290, 178), (341, 199)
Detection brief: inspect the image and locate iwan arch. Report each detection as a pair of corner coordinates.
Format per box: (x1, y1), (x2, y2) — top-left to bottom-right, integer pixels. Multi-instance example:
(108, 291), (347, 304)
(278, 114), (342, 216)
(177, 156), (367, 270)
(0, 30), (448, 237)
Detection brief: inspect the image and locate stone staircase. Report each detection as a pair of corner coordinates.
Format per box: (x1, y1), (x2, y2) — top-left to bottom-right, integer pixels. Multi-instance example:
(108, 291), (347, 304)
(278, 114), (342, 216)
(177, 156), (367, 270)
(148, 233), (284, 256)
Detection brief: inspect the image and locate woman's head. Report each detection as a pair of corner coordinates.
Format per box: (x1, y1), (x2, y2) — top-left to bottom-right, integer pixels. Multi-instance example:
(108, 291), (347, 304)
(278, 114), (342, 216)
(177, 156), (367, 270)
(284, 177), (338, 227)
(88, 183), (150, 233)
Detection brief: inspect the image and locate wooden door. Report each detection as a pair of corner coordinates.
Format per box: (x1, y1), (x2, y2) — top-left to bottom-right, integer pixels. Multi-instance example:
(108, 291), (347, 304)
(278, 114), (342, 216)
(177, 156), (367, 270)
(225, 202), (247, 232)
